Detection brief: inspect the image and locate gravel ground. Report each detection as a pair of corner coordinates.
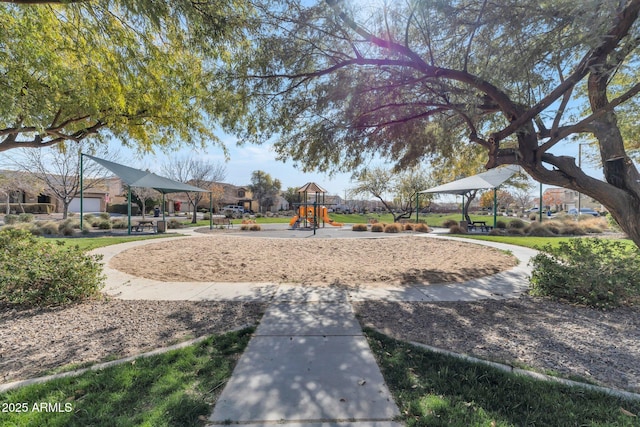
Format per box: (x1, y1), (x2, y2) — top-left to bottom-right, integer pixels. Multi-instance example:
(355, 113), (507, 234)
(354, 296), (640, 393)
(0, 299), (266, 383)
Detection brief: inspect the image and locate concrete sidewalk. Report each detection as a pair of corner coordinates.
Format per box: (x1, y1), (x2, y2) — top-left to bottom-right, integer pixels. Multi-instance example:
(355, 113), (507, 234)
(90, 228), (537, 426)
(208, 293), (402, 426)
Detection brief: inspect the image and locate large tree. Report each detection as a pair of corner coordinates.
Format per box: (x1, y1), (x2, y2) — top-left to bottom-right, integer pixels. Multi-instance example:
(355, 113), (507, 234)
(248, 170), (281, 213)
(0, 1), (250, 153)
(230, 0), (640, 247)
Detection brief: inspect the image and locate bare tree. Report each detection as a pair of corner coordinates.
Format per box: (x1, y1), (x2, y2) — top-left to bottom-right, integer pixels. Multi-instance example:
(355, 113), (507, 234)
(130, 186), (160, 219)
(12, 143), (115, 218)
(0, 170), (42, 214)
(162, 158), (227, 223)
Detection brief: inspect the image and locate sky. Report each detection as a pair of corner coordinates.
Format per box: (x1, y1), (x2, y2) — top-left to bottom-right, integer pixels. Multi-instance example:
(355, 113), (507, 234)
(107, 128), (605, 202)
(108, 132), (358, 198)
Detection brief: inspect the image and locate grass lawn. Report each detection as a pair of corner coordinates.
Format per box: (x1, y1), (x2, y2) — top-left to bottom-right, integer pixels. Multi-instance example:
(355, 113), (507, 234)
(50, 233), (182, 251)
(0, 328), (253, 427)
(366, 328), (640, 426)
(457, 234), (638, 251)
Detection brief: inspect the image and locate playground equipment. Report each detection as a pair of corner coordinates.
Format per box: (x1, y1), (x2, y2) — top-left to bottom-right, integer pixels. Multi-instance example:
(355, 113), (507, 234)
(289, 205), (343, 228)
(289, 182), (343, 231)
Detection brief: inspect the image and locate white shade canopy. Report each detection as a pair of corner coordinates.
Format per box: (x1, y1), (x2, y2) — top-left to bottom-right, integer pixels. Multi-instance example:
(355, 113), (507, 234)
(419, 165), (521, 195)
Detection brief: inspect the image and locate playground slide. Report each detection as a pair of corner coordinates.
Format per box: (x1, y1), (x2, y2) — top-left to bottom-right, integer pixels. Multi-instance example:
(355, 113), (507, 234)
(323, 215), (343, 226)
(289, 215), (300, 227)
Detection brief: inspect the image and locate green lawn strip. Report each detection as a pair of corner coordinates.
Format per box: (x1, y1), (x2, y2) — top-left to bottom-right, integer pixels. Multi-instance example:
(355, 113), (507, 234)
(455, 234), (637, 251)
(51, 234), (183, 251)
(0, 328), (253, 427)
(365, 328), (640, 427)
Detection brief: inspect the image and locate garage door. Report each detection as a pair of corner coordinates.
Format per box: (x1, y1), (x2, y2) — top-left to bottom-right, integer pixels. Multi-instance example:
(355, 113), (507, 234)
(69, 197), (101, 213)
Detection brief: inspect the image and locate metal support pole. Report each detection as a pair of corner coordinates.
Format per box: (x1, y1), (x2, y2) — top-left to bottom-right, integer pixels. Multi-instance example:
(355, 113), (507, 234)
(416, 192), (419, 223)
(79, 153), (84, 231)
(577, 143), (582, 218)
(539, 182), (543, 222)
(493, 188), (498, 228)
(127, 186), (132, 235)
(209, 192), (213, 230)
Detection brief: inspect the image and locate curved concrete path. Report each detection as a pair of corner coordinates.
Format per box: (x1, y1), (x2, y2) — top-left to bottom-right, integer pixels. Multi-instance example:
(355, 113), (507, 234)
(90, 227), (537, 427)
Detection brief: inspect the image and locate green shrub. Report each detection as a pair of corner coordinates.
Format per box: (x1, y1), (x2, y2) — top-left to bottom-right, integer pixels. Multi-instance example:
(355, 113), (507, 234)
(529, 238), (640, 309)
(18, 213), (34, 223)
(111, 218), (128, 229)
(529, 213), (537, 221)
(508, 218), (525, 229)
(496, 220), (506, 229)
(0, 229), (105, 307)
(84, 214), (95, 223)
(3, 214), (18, 225)
(352, 223), (368, 231)
(99, 212), (110, 220)
(98, 219), (112, 230)
(38, 221), (60, 235)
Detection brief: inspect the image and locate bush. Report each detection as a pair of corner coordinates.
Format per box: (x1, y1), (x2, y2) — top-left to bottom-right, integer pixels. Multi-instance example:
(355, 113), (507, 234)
(371, 223), (384, 232)
(508, 218), (526, 229)
(403, 223), (414, 231)
(250, 224), (261, 231)
(529, 213), (538, 221)
(527, 226), (557, 237)
(38, 221), (61, 236)
(18, 213), (34, 223)
(496, 220), (507, 229)
(167, 219), (184, 229)
(111, 219), (128, 229)
(3, 214), (18, 225)
(414, 223), (430, 233)
(529, 238), (640, 309)
(448, 224), (466, 234)
(384, 223), (403, 233)
(560, 223), (585, 235)
(352, 224), (368, 231)
(488, 228), (506, 236)
(97, 219), (112, 230)
(0, 229), (105, 307)
(442, 219), (458, 228)
(507, 228), (525, 236)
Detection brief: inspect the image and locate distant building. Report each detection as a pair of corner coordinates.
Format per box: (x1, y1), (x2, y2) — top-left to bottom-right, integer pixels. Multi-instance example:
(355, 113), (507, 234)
(540, 187), (602, 212)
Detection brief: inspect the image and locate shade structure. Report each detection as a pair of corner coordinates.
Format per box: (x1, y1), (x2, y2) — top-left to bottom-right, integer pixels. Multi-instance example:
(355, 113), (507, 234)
(84, 154), (208, 194)
(419, 165), (521, 195)
(297, 182), (327, 193)
(81, 154), (212, 234)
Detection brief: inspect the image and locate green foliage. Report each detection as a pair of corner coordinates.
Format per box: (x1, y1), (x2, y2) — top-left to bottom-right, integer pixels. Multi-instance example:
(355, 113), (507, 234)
(17, 213), (34, 222)
(3, 214), (17, 225)
(507, 218), (525, 229)
(0, 229), (104, 307)
(366, 329), (640, 427)
(0, 328), (254, 426)
(0, 2), (249, 153)
(529, 238), (640, 309)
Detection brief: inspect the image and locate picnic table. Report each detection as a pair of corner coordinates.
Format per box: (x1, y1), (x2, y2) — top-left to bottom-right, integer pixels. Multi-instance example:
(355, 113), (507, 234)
(468, 221), (492, 232)
(132, 220), (156, 233)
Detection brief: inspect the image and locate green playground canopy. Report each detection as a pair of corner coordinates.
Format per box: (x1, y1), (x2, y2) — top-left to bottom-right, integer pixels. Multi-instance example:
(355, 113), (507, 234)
(80, 154), (212, 233)
(83, 154), (208, 194)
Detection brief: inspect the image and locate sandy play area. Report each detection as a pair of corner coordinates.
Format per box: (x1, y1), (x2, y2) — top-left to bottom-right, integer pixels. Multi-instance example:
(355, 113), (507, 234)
(110, 235), (517, 286)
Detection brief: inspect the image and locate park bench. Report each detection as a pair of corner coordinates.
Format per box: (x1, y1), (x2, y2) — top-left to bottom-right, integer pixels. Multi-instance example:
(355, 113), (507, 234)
(132, 220), (156, 233)
(212, 216), (232, 228)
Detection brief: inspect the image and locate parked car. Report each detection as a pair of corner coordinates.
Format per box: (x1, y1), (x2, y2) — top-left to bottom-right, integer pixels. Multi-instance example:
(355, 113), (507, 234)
(222, 205), (245, 214)
(567, 207), (599, 216)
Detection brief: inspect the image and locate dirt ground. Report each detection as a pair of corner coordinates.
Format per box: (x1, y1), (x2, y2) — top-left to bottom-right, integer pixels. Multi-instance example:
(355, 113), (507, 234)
(109, 235), (517, 286)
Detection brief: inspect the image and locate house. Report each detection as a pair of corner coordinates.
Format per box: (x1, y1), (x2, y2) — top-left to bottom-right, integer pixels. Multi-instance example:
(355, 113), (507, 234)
(540, 187), (603, 212)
